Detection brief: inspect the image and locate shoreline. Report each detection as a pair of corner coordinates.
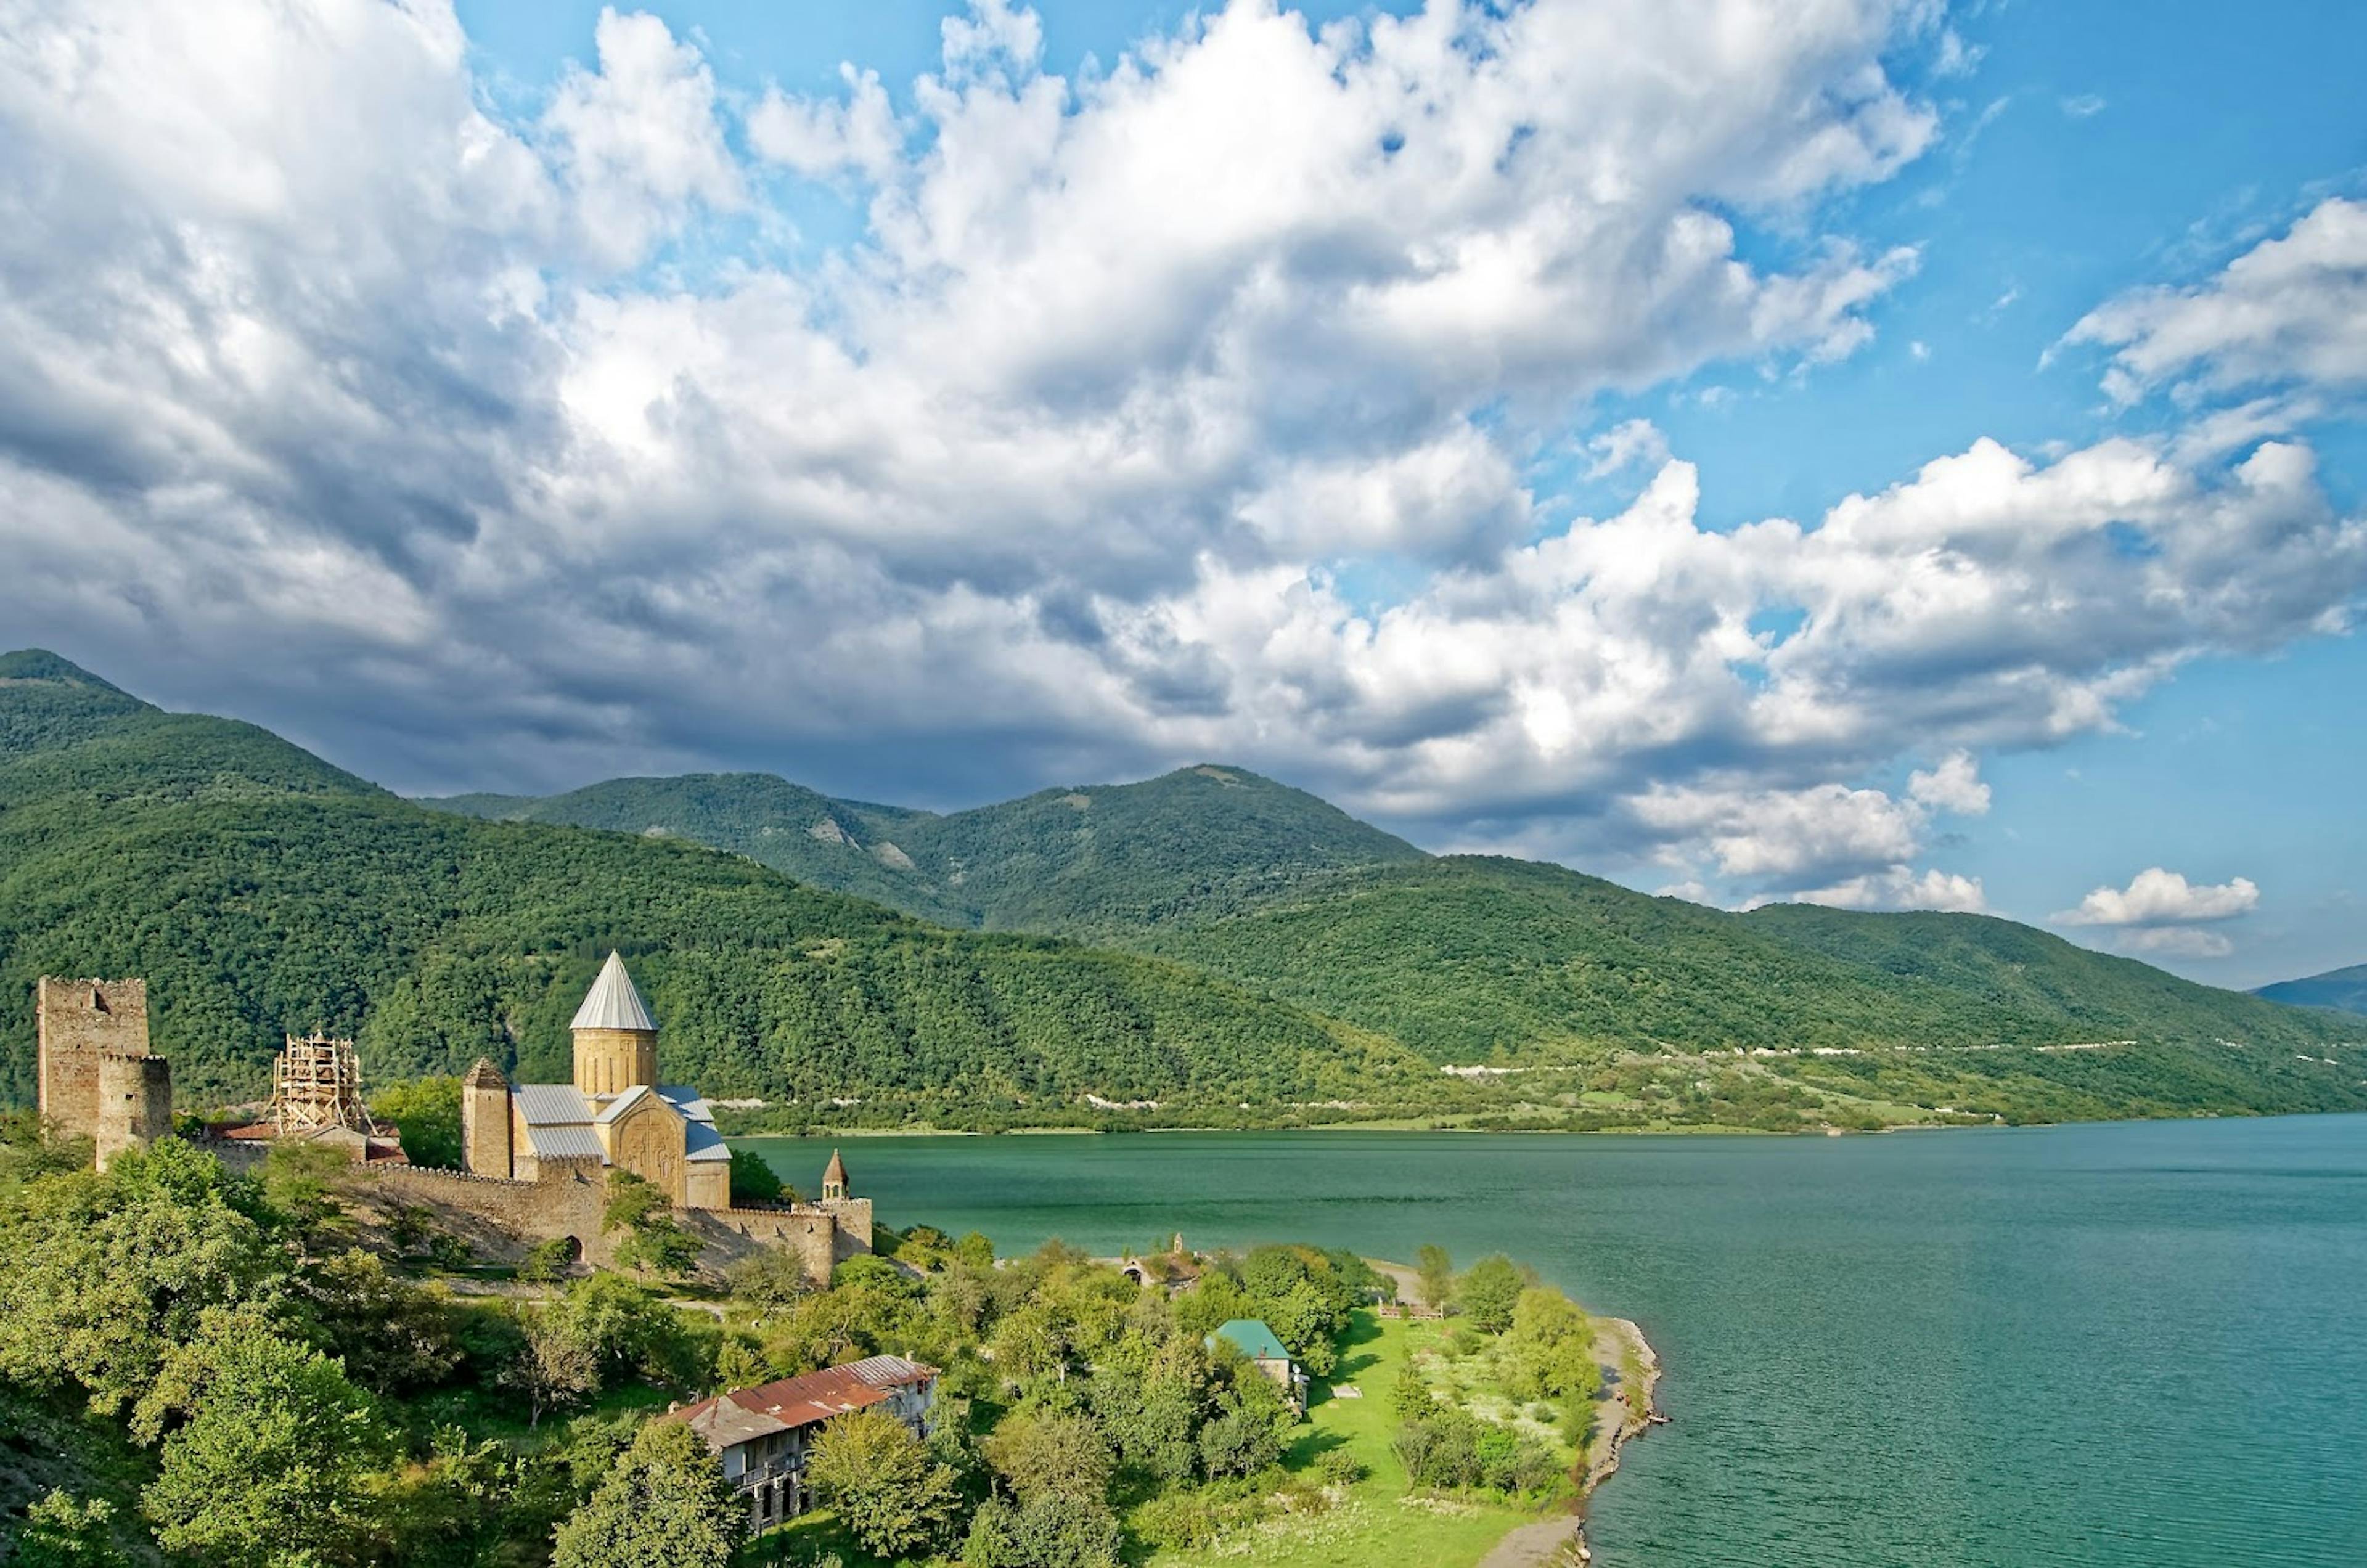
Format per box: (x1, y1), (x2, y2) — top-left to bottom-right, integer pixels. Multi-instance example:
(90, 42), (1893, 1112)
(1363, 1259), (1662, 1568)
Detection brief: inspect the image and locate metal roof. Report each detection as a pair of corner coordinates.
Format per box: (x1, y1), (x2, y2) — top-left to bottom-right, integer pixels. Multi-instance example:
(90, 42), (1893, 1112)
(684, 1121), (732, 1163)
(656, 1085), (715, 1123)
(571, 950), (656, 1032)
(844, 1355), (933, 1390)
(1209, 1320), (1292, 1363)
(512, 1083), (592, 1125)
(594, 1084), (657, 1124)
(522, 1123), (605, 1161)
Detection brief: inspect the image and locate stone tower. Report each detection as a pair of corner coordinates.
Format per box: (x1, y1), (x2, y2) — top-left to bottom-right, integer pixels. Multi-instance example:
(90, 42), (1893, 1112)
(570, 951), (658, 1098)
(822, 1147), (849, 1201)
(38, 976), (170, 1167)
(95, 1054), (172, 1170)
(462, 1058), (512, 1178)
(38, 976), (150, 1133)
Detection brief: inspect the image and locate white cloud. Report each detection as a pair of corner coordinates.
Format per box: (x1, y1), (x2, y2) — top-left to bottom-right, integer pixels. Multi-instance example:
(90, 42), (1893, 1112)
(2111, 926), (2234, 959)
(749, 64), (904, 180)
(543, 7), (742, 266)
(2059, 94), (2106, 119)
(2067, 197), (2367, 407)
(1776, 865), (1987, 913)
(0, 0), (2358, 921)
(2054, 868), (2262, 927)
(1908, 750), (1990, 815)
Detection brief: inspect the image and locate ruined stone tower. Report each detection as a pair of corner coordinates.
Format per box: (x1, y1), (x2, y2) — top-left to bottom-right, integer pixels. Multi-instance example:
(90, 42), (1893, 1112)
(36, 976), (170, 1168)
(462, 1058), (512, 1179)
(570, 951), (658, 1097)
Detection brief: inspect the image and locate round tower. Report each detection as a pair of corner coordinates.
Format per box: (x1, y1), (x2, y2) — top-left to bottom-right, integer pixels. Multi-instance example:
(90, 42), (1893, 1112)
(570, 951), (658, 1098)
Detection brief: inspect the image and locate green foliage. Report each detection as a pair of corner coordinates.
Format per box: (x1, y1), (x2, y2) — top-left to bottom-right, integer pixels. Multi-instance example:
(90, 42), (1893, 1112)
(12, 1490), (129, 1568)
(1415, 1244), (1455, 1313)
(2254, 960), (2367, 1015)
(1505, 1288), (1601, 1403)
(1455, 1256), (1527, 1334)
(293, 1247), (462, 1395)
(728, 1144), (787, 1205)
(370, 1076), (463, 1170)
(983, 1409), (1113, 1505)
(0, 1141), (282, 1415)
(519, 1235), (578, 1284)
(961, 1492), (1124, 1568)
(804, 1406), (963, 1560)
(137, 1309), (392, 1567)
(552, 1419), (747, 1568)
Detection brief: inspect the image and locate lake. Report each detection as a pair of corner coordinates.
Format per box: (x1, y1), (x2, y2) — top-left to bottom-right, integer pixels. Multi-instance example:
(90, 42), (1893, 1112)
(742, 1115), (2367, 1566)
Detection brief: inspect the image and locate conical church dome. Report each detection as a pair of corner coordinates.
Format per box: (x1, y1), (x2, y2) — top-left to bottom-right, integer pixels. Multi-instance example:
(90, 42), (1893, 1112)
(571, 950), (656, 1032)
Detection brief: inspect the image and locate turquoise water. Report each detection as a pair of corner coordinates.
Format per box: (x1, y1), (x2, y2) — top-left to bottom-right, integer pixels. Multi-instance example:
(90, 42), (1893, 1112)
(744, 1116), (2367, 1566)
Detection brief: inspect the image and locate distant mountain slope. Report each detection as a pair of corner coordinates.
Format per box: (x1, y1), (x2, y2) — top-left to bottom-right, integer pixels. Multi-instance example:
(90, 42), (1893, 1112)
(425, 762), (1427, 936)
(897, 765), (1427, 935)
(1132, 857), (2353, 1060)
(425, 772), (971, 926)
(2254, 962), (2367, 1016)
(0, 652), (1421, 1114)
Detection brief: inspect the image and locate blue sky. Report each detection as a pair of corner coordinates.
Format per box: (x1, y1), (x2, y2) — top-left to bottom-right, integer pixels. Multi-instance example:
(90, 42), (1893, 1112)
(2, 0), (2361, 986)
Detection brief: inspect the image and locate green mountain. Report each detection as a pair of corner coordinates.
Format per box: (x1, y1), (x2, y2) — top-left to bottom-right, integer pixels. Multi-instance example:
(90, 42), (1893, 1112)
(1128, 858), (2363, 1121)
(427, 762), (1425, 937)
(0, 652), (1421, 1116)
(2254, 962), (2367, 1016)
(426, 773), (971, 926)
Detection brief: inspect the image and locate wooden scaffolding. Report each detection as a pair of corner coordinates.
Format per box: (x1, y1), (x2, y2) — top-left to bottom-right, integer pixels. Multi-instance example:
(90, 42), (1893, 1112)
(270, 1034), (379, 1136)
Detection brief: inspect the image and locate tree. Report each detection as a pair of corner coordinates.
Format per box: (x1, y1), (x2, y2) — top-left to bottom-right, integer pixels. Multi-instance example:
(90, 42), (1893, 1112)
(727, 1146), (787, 1206)
(13, 1490), (128, 1568)
(136, 1315), (391, 1568)
(295, 1247), (460, 1395)
(507, 1303), (599, 1427)
(962, 1493), (1123, 1568)
(1456, 1254), (1526, 1334)
(1415, 1244), (1455, 1313)
(983, 1410), (1113, 1505)
(369, 1076), (463, 1170)
(988, 1302), (1068, 1387)
(805, 1407), (961, 1560)
(1506, 1286), (1601, 1401)
(0, 1154), (282, 1415)
(724, 1245), (813, 1307)
(552, 1419), (747, 1568)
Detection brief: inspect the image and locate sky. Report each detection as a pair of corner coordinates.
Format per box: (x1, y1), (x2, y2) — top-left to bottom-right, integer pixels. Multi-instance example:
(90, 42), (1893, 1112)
(1, 0), (2362, 987)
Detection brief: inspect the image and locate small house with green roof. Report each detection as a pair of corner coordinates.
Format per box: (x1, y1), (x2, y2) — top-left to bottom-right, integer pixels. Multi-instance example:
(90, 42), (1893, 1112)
(1208, 1318), (1307, 1413)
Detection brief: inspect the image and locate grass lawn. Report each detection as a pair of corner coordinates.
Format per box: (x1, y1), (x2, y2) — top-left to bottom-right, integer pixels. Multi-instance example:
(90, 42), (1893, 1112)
(756, 1313), (1560, 1567)
(1145, 1311), (1544, 1568)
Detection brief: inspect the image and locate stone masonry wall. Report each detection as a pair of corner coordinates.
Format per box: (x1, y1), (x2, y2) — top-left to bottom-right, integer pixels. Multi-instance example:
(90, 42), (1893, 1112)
(37, 977), (150, 1139)
(94, 1054), (171, 1170)
(343, 1162), (849, 1284)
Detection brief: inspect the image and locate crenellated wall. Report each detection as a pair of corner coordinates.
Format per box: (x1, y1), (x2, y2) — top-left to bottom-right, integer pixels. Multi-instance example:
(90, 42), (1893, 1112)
(344, 1161), (851, 1283)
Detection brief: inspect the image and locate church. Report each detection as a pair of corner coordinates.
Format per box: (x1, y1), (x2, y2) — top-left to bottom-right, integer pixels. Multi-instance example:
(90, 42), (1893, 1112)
(460, 951), (735, 1208)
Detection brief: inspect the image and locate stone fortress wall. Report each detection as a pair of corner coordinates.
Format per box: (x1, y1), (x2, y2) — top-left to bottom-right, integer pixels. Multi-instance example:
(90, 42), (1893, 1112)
(340, 1160), (872, 1283)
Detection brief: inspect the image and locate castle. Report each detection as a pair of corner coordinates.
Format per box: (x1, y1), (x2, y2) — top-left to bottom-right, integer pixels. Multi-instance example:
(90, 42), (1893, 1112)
(36, 976), (172, 1169)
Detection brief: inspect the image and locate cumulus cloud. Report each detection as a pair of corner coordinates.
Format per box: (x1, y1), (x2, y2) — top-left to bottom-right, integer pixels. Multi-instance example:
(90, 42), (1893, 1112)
(1776, 866), (1987, 913)
(2054, 868), (2262, 927)
(0, 0), (2359, 920)
(543, 7), (743, 266)
(2067, 197), (2367, 407)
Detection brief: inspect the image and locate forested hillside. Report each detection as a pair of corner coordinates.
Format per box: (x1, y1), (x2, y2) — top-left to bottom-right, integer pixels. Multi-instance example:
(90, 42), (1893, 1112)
(0, 653), (1421, 1114)
(9, 649), (2360, 1130)
(1128, 856), (2356, 1057)
(428, 763), (1426, 937)
(2254, 962), (2367, 1016)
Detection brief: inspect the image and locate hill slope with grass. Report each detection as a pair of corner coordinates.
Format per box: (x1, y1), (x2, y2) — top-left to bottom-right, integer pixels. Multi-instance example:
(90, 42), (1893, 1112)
(0, 652), (1421, 1116)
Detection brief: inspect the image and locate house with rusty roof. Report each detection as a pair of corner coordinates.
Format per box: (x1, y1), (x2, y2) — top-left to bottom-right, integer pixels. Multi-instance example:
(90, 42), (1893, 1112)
(668, 1355), (938, 1531)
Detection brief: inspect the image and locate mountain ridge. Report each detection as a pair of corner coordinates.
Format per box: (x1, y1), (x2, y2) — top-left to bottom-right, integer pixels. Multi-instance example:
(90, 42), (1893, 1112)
(2254, 962), (2367, 1016)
